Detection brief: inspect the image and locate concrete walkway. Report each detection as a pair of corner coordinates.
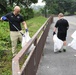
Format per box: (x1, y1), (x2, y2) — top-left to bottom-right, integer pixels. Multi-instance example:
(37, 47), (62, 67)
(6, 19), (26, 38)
(36, 17), (76, 75)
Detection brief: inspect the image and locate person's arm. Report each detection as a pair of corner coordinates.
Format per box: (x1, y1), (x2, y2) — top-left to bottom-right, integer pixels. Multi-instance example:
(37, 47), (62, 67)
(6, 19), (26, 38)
(53, 27), (57, 32)
(53, 27), (57, 35)
(67, 21), (69, 30)
(53, 21), (58, 35)
(0, 13), (10, 21)
(22, 21), (28, 32)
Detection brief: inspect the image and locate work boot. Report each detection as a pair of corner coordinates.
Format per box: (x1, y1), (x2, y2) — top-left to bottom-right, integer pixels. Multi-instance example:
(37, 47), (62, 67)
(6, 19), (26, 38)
(58, 50), (62, 53)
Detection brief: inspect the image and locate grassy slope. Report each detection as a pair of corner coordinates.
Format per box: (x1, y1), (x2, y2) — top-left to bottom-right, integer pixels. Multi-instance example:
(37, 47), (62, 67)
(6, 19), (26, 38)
(26, 16), (47, 37)
(0, 16), (47, 75)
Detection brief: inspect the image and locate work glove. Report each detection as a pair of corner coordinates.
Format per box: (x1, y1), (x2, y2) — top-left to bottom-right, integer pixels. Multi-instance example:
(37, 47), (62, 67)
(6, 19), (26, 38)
(53, 31), (56, 35)
(1, 16), (8, 21)
(25, 29), (28, 32)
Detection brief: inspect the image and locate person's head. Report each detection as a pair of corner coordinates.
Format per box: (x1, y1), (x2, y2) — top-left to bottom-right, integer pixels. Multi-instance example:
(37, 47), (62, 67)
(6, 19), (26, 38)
(13, 6), (20, 15)
(58, 13), (64, 19)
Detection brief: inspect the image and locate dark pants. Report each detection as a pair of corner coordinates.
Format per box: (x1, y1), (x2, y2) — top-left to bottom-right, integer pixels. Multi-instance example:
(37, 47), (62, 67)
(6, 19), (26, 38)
(57, 32), (67, 41)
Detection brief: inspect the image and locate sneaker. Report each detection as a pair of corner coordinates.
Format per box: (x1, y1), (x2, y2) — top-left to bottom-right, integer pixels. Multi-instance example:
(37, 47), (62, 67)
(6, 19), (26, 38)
(63, 49), (66, 52)
(54, 50), (62, 53)
(58, 50), (62, 53)
(54, 49), (58, 53)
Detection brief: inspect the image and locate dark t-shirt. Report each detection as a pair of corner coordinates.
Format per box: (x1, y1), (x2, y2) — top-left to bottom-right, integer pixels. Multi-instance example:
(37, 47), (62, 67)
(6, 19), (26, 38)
(5, 12), (24, 31)
(55, 18), (69, 33)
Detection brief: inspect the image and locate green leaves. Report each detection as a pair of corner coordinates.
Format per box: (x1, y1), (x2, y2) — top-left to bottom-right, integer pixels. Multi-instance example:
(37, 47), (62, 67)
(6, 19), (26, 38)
(0, 22), (10, 50)
(43, 0), (76, 15)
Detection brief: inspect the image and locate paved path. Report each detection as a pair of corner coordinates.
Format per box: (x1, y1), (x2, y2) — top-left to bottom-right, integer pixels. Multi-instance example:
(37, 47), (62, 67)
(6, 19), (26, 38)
(36, 16), (76, 75)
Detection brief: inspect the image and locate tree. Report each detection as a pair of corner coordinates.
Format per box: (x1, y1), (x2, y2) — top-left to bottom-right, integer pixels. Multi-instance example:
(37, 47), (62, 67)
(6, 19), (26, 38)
(68, 0), (76, 14)
(0, 0), (38, 19)
(0, 4), (7, 14)
(43, 0), (76, 15)
(0, 0), (38, 12)
(0, 0), (7, 15)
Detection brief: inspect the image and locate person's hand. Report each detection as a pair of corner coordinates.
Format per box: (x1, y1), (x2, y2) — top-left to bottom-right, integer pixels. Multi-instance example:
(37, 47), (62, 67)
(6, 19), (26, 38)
(25, 29), (28, 32)
(53, 31), (56, 35)
(0, 18), (1, 20)
(1, 16), (8, 21)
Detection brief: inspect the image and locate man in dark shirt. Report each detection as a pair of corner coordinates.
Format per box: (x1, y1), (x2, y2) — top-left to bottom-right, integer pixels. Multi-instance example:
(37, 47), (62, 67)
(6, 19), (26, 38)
(53, 13), (69, 52)
(0, 6), (28, 56)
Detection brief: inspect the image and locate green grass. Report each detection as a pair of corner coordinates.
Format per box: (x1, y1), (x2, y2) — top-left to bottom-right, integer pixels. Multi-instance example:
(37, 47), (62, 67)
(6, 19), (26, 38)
(26, 16), (47, 37)
(0, 16), (47, 75)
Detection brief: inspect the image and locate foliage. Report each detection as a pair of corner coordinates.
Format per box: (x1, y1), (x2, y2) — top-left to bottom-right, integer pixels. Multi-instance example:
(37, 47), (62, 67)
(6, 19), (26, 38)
(0, 0), (38, 20)
(21, 8), (34, 20)
(0, 0), (8, 15)
(26, 16), (47, 37)
(33, 8), (43, 17)
(0, 22), (11, 50)
(43, 0), (76, 15)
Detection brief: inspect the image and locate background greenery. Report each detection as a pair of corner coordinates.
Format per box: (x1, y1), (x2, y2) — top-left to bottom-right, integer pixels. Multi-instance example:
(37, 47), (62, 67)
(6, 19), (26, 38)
(0, 0), (76, 19)
(43, 0), (76, 16)
(0, 0), (38, 20)
(0, 16), (47, 75)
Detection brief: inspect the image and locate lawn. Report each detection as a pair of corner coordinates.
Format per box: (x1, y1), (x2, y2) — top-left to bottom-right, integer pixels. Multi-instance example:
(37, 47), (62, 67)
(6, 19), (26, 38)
(0, 16), (47, 75)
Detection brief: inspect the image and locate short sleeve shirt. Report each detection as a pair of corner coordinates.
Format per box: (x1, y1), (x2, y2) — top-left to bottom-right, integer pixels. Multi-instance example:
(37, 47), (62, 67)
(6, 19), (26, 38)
(55, 18), (69, 33)
(5, 12), (24, 31)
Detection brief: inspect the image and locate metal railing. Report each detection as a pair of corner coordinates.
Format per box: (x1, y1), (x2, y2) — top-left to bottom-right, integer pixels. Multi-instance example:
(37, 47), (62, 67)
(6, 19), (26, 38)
(12, 16), (53, 75)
